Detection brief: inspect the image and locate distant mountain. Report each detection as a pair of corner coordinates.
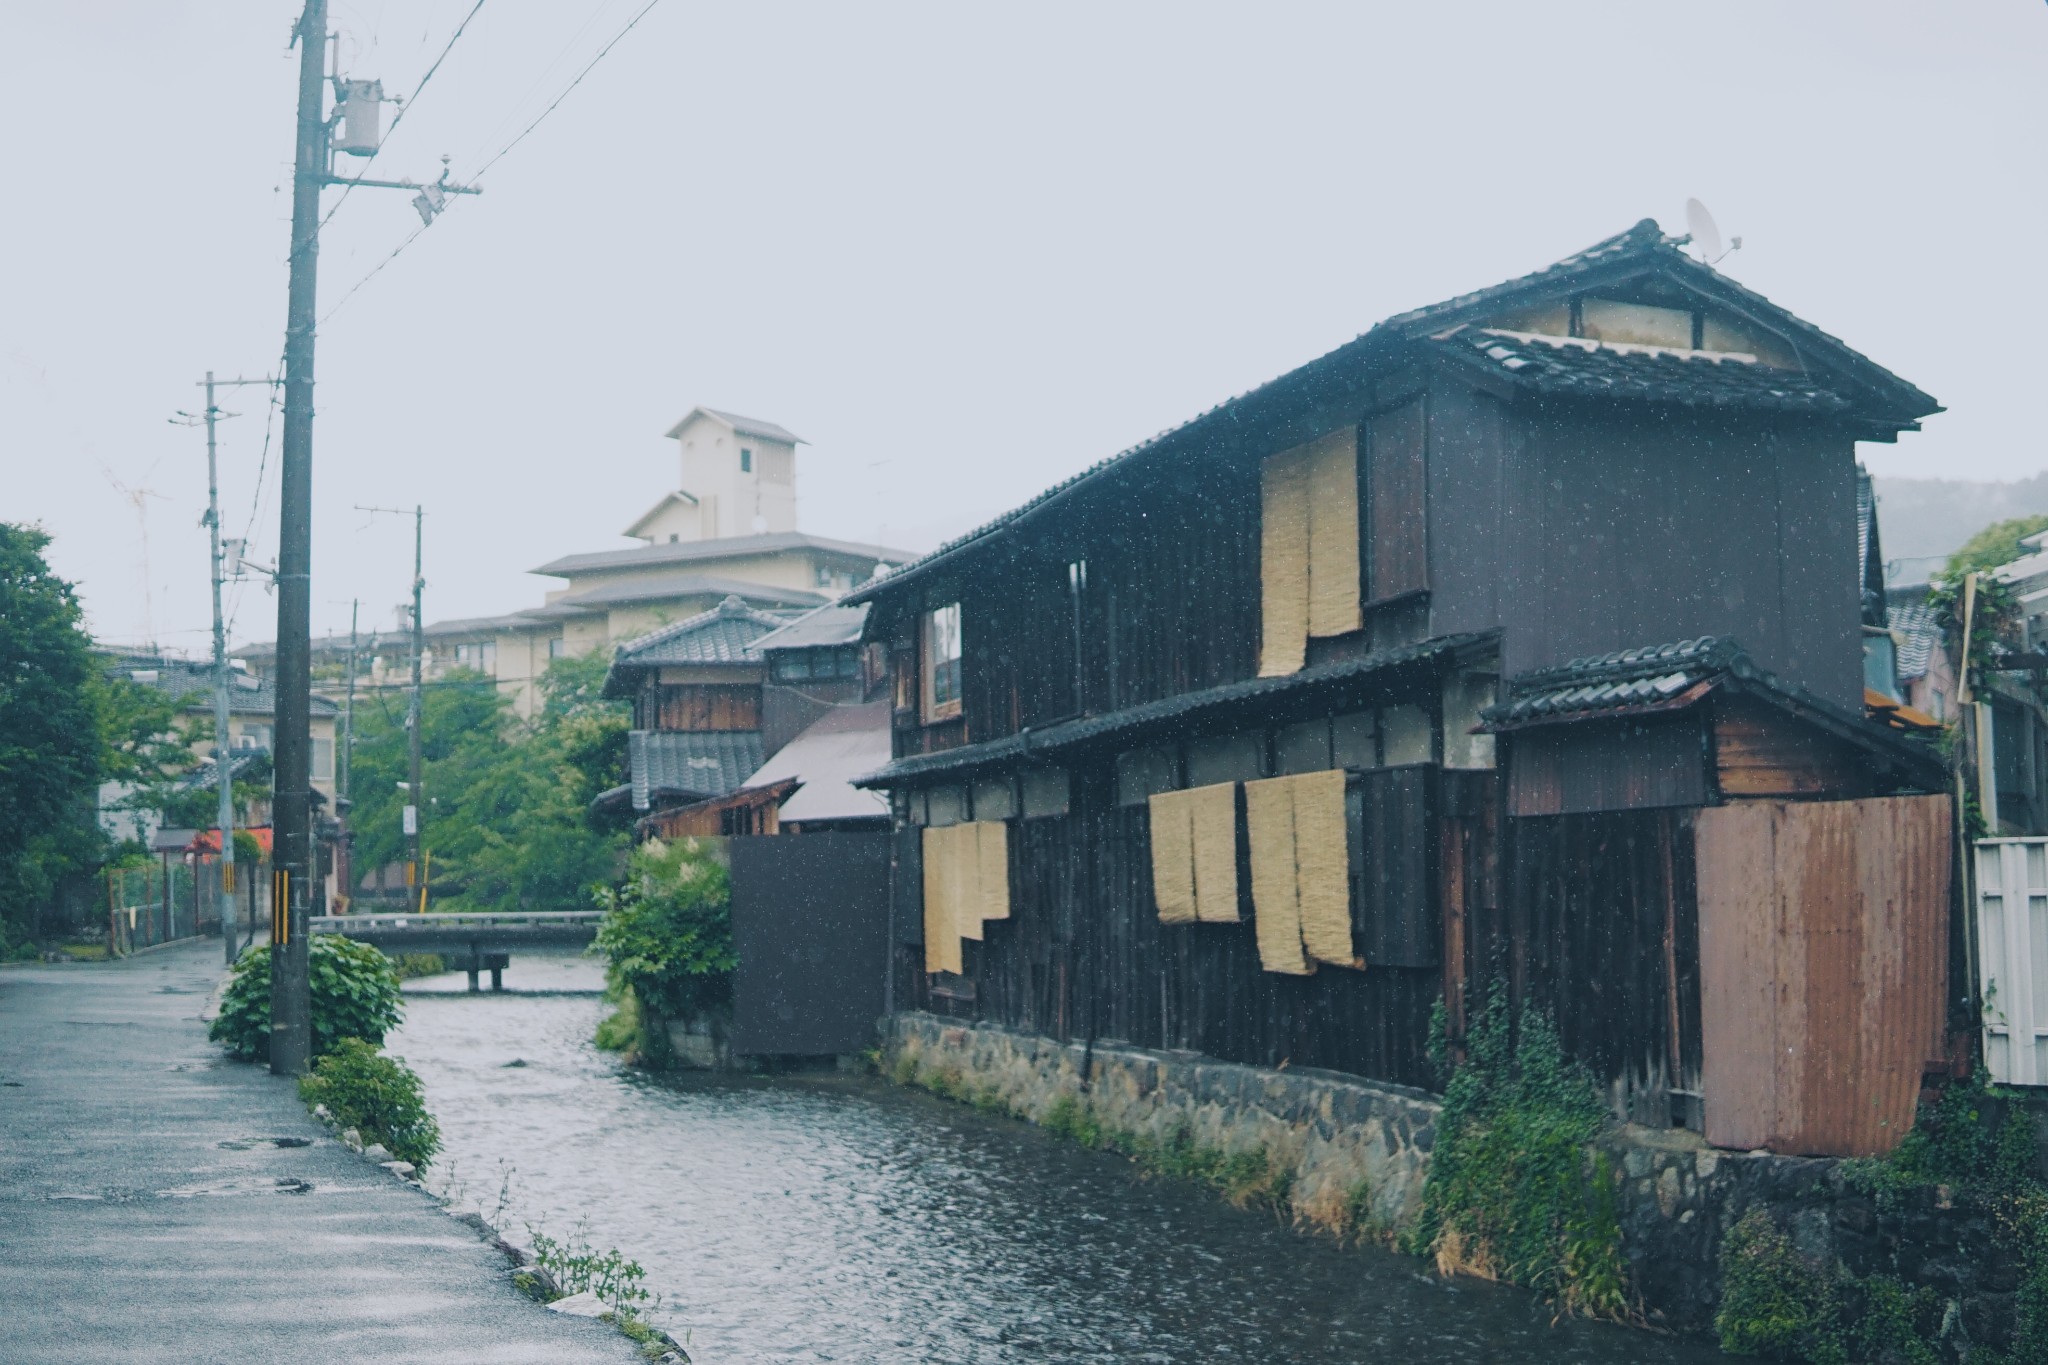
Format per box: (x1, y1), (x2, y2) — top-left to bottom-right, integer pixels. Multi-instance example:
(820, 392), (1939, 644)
(1873, 474), (2048, 584)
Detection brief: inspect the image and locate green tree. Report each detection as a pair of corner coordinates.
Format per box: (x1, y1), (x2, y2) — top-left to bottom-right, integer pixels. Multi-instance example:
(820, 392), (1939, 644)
(0, 525), (107, 942)
(593, 837), (735, 1028)
(1945, 515), (2048, 580)
(346, 657), (627, 912)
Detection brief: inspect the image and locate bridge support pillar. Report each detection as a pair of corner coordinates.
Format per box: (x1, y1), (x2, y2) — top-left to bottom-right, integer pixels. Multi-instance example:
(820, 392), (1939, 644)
(466, 966), (480, 994)
(490, 966), (503, 992)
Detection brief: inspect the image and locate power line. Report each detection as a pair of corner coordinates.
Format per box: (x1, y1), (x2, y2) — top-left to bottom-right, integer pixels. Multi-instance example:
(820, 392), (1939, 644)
(318, 0), (663, 321)
(471, 0), (660, 181)
(318, 0), (488, 233)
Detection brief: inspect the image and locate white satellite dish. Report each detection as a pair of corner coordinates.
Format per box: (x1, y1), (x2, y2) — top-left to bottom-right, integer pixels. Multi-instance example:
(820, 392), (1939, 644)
(1685, 198), (1722, 260)
(1684, 198), (1741, 264)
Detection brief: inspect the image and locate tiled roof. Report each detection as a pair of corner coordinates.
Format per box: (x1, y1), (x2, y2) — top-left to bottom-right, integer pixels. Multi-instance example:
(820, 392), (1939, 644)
(532, 531), (911, 580)
(752, 604), (869, 653)
(628, 729), (765, 809)
(550, 572), (829, 611)
(174, 748), (270, 792)
(1484, 638), (1734, 730)
(1889, 600), (1942, 682)
(112, 659), (338, 717)
(663, 407), (806, 445)
(741, 699), (891, 824)
(1431, 329), (1849, 412)
(845, 218), (1938, 611)
(612, 596), (796, 668)
(857, 632), (1493, 787)
(1481, 636), (1945, 792)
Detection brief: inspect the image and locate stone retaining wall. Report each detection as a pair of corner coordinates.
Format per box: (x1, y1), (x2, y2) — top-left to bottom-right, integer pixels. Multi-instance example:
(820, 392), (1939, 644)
(884, 1013), (2028, 1354)
(884, 1013), (1439, 1237)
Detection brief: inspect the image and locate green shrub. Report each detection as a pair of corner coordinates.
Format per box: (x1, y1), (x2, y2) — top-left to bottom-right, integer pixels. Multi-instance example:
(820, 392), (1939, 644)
(591, 839), (733, 1053)
(1412, 985), (1628, 1319)
(209, 935), (403, 1062)
(386, 951), (446, 981)
(297, 1037), (441, 1168)
(528, 1226), (651, 1315)
(1715, 1209), (1840, 1361)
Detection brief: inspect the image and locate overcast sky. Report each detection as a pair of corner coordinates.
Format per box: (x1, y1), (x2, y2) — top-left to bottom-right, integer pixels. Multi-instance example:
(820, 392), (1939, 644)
(5, 2), (2044, 653)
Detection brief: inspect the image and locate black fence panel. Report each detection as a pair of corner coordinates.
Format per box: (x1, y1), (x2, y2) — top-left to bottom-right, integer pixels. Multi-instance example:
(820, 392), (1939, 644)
(730, 832), (892, 1056)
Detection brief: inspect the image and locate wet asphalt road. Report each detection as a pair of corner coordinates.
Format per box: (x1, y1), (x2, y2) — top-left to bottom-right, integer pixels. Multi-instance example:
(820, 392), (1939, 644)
(0, 939), (635, 1365)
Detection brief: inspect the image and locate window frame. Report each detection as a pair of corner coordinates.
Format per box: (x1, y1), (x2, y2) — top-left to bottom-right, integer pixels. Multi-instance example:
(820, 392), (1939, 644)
(740, 447), (753, 473)
(921, 603), (963, 723)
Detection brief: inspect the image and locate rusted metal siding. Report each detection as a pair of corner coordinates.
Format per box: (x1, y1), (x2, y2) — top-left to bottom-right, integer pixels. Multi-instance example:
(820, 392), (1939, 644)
(1696, 795), (1950, 1157)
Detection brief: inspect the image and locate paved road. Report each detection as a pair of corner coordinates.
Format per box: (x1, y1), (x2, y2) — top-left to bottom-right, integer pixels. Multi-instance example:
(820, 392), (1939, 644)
(0, 939), (637, 1364)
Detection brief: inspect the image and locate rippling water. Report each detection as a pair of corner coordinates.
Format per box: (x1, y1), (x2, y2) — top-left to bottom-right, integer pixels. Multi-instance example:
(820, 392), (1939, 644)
(389, 956), (1721, 1364)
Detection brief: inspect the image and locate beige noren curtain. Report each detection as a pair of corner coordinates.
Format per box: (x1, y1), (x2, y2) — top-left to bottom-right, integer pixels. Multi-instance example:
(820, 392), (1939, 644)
(1244, 770), (1355, 973)
(1259, 428), (1360, 677)
(921, 821), (1010, 974)
(1148, 783), (1240, 924)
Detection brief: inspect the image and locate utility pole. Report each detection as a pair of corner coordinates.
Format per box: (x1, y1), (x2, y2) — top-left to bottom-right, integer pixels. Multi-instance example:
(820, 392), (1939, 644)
(179, 371), (278, 966)
(359, 505), (426, 903)
(268, 0), (328, 1077)
(269, 1), (479, 1076)
(175, 374), (275, 962)
(338, 599), (358, 912)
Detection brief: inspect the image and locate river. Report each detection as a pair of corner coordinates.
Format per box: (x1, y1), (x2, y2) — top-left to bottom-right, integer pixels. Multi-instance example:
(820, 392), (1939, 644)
(389, 953), (1722, 1364)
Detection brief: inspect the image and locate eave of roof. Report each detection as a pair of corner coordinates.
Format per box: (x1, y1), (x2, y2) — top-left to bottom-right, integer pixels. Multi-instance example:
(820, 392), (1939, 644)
(854, 632), (1492, 788)
(662, 406), (806, 445)
(845, 219), (1939, 611)
(531, 531), (913, 580)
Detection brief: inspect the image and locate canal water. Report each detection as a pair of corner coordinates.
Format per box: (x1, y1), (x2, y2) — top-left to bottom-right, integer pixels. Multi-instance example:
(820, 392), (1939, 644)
(390, 954), (1722, 1364)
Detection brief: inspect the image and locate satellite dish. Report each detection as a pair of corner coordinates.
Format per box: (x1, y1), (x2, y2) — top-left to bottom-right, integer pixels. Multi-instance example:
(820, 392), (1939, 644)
(1684, 198), (1723, 261)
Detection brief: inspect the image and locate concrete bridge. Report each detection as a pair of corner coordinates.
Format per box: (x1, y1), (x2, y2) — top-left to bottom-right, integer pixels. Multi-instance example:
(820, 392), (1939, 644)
(310, 910), (602, 992)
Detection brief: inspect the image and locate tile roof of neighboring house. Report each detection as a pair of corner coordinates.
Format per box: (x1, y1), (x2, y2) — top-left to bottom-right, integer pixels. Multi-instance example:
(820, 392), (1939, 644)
(751, 603), (869, 653)
(1889, 600), (1942, 682)
(845, 219), (1940, 609)
(1430, 328), (1849, 411)
(662, 407), (806, 445)
(1484, 638), (1734, 729)
(173, 748), (270, 792)
(741, 699), (891, 824)
(548, 572), (830, 612)
(628, 729), (765, 809)
(857, 632), (1494, 787)
(1480, 636), (1945, 791)
(532, 531), (913, 580)
(114, 659), (338, 717)
(611, 596), (798, 668)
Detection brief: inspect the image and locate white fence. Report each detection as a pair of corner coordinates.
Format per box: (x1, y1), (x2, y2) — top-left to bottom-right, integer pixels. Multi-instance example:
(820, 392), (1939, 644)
(1975, 837), (2048, 1086)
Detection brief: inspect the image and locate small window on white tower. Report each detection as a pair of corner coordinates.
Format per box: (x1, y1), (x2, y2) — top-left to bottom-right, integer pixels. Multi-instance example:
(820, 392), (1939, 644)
(740, 448), (753, 473)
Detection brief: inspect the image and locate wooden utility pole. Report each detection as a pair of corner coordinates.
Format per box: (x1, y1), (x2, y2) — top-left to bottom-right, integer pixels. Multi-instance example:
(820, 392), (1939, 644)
(269, 0), (328, 1076)
(178, 370), (276, 965)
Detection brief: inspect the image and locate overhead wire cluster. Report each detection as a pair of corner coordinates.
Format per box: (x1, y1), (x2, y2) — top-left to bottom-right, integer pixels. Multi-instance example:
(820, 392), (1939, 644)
(320, 0), (664, 324)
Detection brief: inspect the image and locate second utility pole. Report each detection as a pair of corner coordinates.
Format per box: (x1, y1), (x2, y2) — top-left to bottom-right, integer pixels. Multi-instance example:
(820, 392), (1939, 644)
(406, 507), (425, 908)
(269, 0), (327, 1077)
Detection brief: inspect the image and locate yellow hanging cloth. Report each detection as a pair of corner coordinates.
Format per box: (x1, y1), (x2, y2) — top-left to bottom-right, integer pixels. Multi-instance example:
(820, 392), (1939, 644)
(1258, 446), (1312, 677)
(921, 824), (962, 974)
(1244, 777), (1311, 974)
(1290, 769), (1356, 967)
(1148, 789), (1199, 925)
(1189, 782), (1241, 923)
(1306, 428), (1362, 639)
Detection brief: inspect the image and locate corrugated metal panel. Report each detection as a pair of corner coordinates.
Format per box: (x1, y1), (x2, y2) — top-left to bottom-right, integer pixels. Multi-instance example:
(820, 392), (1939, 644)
(1697, 796), (1950, 1157)
(1975, 838), (2048, 1087)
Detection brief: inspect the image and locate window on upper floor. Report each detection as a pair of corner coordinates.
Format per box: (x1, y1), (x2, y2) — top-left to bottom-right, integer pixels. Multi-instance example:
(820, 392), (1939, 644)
(1258, 427), (1361, 677)
(1365, 397), (1427, 604)
(311, 738), (334, 782)
(740, 447), (753, 473)
(923, 603), (962, 723)
(548, 637), (567, 658)
(454, 641), (496, 671)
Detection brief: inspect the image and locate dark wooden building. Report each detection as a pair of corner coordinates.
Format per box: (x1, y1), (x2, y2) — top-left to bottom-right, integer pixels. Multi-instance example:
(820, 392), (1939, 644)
(847, 219), (1954, 1156)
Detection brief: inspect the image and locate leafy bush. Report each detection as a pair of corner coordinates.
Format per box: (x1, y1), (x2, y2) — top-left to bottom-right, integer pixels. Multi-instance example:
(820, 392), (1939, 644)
(528, 1225), (652, 1315)
(209, 935), (403, 1062)
(298, 1037), (441, 1168)
(1412, 986), (1628, 1319)
(1715, 1209), (1841, 1361)
(593, 838), (734, 1031)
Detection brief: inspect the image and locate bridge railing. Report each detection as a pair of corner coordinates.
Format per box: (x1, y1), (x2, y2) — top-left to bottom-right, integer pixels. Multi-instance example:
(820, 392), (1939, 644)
(309, 910), (604, 932)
